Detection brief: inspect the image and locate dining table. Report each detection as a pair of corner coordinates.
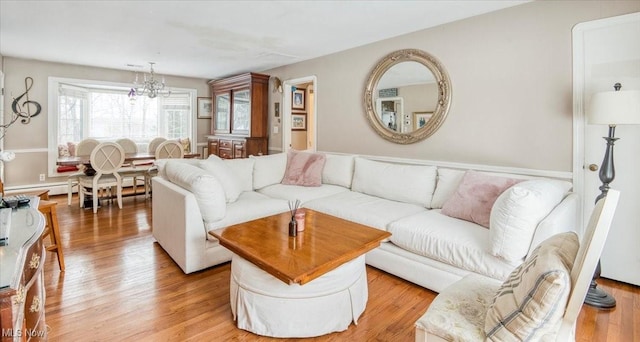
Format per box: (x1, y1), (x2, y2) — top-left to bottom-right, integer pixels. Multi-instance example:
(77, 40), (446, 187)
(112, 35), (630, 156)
(57, 152), (201, 208)
(57, 152), (201, 167)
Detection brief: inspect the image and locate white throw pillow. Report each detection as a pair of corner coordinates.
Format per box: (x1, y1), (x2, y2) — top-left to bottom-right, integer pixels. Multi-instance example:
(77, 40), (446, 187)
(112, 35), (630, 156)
(351, 157), (437, 207)
(490, 179), (573, 261)
(223, 158), (255, 192)
(200, 156), (242, 203)
(164, 161), (226, 224)
(250, 153), (287, 190)
(430, 168), (465, 209)
(322, 154), (355, 188)
(155, 158), (202, 179)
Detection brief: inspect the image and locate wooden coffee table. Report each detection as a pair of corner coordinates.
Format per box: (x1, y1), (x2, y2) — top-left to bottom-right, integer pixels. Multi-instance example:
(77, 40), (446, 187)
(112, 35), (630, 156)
(209, 209), (390, 285)
(210, 209), (390, 337)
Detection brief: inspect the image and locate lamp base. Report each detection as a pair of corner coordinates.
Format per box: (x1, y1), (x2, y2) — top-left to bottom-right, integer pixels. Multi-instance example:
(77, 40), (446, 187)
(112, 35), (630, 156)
(584, 281), (616, 309)
(583, 125), (618, 310)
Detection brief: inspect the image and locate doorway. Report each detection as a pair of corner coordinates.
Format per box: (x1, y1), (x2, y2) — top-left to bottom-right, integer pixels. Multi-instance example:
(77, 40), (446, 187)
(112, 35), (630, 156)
(282, 76), (317, 152)
(572, 12), (640, 286)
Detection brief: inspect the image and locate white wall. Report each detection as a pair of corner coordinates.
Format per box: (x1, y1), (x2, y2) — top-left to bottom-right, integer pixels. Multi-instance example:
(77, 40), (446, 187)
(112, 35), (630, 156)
(265, 1), (640, 172)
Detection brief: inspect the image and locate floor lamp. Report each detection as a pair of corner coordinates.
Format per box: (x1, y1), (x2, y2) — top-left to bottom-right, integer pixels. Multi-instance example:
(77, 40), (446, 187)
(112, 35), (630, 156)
(585, 83), (640, 308)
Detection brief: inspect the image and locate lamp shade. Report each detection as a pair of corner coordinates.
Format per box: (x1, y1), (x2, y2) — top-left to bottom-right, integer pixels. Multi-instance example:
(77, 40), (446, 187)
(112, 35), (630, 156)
(588, 90), (640, 125)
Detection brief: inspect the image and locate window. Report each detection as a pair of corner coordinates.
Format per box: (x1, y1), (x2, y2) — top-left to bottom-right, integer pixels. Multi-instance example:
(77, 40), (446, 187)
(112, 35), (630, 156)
(48, 77), (196, 176)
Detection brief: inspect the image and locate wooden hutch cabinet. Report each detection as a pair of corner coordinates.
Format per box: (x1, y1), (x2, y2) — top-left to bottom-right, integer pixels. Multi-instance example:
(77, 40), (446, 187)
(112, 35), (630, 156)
(207, 72), (269, 159)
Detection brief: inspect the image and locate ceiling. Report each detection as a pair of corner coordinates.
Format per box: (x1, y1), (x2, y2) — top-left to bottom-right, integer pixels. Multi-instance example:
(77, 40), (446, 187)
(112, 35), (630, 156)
(0, 1), (529, 80)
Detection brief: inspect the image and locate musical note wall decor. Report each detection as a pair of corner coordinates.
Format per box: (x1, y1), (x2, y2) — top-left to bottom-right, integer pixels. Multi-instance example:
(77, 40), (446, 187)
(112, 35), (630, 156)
(1, 77), (41, 140)
(11, 77), (42, 124)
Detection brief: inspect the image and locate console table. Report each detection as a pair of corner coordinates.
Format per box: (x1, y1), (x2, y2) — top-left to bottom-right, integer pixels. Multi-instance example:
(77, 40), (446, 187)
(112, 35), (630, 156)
(0, 208), (47, 341)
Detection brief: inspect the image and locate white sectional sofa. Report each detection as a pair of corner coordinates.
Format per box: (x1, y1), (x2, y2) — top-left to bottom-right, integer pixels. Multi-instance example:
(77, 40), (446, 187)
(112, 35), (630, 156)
(151, 152), (578, 293)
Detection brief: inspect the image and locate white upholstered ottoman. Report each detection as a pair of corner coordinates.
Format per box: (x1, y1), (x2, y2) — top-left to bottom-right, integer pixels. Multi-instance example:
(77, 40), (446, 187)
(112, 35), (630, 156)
(230, 254), (368, 338)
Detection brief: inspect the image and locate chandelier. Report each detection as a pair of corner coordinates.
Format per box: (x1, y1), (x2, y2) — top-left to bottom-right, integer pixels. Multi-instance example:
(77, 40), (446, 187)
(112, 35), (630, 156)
(129, 62), (171, 99)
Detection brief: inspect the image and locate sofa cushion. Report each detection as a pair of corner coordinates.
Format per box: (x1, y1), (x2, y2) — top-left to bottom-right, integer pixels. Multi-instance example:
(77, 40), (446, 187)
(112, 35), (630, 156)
(281, 150), (326, 187)
(441, 171), (520, 228)
(485, 232), (578, 341)
(223, 158), (255, 192)
(490, 179), (573, 262)
(322, 154), (355, 188)
(417, 273), (502, 341)
(155, 158), (203, 180)
(303, 191), (427, 234)
(430, 168), (465, 209)
(251, 153), (287, 190)
(204, 191), (289, 232)
(258, 183), (349, 204)
(57, 165), (79, 173)
(200, 156), (242, 203)
(388, 210), (518, 281)
(351, 157), (437, 207)
(164, 161), (226, 224)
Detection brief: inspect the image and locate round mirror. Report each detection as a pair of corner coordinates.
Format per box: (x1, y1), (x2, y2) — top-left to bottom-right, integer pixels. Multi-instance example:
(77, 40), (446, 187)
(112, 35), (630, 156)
(364, 49), (452, 144)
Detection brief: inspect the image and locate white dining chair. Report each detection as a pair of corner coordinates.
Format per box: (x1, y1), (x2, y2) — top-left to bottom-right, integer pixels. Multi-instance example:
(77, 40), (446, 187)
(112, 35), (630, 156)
(145, 140), (185, 197)
(116, 138), (150, 196)
(78, 142), (126, 213)
(115, 138), (138, 155)
(155, 140), (185, 159)
(67, 138), (99, 206)
(148, 137), (167, 156)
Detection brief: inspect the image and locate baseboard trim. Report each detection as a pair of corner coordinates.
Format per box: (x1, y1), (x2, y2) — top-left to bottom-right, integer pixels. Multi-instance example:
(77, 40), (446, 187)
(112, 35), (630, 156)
(4, 179), (145, 196)
(5, 182), (68, 196)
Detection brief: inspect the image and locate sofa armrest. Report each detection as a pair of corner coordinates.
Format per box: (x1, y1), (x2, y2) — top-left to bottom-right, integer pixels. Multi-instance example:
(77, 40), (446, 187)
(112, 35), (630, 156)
(152, 176), (208, 273)
(526, 192), (580, 257)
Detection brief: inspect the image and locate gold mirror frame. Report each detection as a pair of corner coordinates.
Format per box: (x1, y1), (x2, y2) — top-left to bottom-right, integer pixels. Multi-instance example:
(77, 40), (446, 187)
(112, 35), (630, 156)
(364, 49), (452, 144)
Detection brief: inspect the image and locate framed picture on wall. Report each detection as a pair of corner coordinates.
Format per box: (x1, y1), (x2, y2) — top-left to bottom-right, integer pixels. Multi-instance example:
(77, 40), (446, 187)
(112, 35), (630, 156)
(292, 89), (305, 110)
(197, 97), (213, 118)
(292, 113), (307, 131)
(413, 111), (433, 130)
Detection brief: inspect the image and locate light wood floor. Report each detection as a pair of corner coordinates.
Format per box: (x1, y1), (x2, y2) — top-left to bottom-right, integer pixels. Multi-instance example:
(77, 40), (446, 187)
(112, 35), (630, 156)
(40, 194), (639, 341)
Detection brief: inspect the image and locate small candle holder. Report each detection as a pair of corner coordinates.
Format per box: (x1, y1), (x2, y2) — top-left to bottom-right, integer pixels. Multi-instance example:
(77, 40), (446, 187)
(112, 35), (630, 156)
(288, 218), (297, 237)
(288, 199), (301, 237)
(295, 210), (305, 232)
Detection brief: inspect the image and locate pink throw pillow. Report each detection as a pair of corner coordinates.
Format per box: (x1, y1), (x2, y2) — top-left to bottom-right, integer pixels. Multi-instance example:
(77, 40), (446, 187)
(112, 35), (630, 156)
(281, 151), (326, 187)
(67, 142), (77, 156)
(441, 170), (521, 228)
